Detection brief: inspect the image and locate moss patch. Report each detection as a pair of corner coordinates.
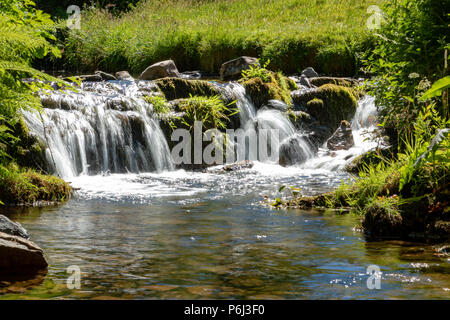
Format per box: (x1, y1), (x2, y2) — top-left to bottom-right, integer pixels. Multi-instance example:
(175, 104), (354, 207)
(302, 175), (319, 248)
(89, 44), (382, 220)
(294, 84), (358, 131)
(241, 72), (295, 109)
(155, 78), (221, 101)
(0, 165), (72, 206)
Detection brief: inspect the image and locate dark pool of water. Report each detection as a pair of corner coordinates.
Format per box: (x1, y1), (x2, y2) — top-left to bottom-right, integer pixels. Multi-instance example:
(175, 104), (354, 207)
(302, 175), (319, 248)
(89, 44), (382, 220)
(0, 166), (449, 299)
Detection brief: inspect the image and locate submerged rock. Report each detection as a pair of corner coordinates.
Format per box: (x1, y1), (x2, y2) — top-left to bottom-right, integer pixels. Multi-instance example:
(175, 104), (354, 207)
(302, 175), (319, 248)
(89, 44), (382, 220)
(139, 60), (181, 80)
(0, 215), (30, 240)
(301, 67), (319, 78)
(208, 160), (255, 173)
(0, 232), (48, 271)
(326, 120), (354, 151)
(77, 74), (103, 82)
(220, 56), (259, 81)
(261, 100), (289, 112)
(222, 160), (254, 172)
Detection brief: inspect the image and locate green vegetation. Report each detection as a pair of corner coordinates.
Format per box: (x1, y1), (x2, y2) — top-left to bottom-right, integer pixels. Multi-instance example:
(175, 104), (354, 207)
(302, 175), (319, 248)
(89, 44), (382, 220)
(155, 77), (220, 101)
(62, 0), (383, 75)
(0, 0), (72, 205)
(177, 95), (236, 132)
(145, 95), (171, 114)
(240, 60), (297, 108)
(278, 0), (449, 240)
(0, 164), (72, 205)
(363, 0), (449, 143)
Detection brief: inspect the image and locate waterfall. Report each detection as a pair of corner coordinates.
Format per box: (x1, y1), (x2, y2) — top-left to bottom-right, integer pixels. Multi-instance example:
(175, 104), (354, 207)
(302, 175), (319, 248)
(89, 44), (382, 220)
(301, 95), (379, 171)
(222, 82), (314, 164)
(23, 81), (174, 178)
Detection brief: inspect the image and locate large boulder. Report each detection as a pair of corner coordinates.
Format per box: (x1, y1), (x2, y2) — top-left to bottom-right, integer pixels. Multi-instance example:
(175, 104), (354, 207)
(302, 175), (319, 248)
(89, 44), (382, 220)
(291, 84), (357, 132)
(301, 67), (319, 78)
(155, 78), (221, 101)
(139, 60), (181, 80)
(0, 215), (30, 240)
(326, 120), (354, 151)
(0, 232), (48, 271)
(220, 56), (259, 81)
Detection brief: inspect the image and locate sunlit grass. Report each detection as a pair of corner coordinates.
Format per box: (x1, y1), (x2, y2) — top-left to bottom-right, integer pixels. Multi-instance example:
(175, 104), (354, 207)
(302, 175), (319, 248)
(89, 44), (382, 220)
(64, 0), (385, 75)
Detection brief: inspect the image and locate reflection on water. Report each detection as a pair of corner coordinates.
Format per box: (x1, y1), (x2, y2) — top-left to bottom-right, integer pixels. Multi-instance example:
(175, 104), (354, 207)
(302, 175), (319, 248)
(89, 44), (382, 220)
(0, 164), (449, 299)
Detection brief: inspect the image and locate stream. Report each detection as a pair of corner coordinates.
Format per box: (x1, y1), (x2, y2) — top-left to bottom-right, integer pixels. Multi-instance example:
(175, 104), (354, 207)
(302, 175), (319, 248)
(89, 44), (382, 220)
(0, 80), (448, 299)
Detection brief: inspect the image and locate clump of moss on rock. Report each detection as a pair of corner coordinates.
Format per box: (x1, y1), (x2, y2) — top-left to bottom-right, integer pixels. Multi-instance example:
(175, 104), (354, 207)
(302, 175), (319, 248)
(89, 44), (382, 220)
(155, 77), (221, 101)
(0, 165), (72, 206)
(241, 72), (296, 109)
(293, 84), (358, 131)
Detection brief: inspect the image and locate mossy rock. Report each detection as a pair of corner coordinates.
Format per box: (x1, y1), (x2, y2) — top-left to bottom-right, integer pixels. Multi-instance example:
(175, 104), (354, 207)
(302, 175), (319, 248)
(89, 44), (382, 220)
(241, 72), (295, 109)
(293, 84), (357, 131)
(362, 200), (404, 239)
(345, 147), (394, 174)
(155, 77), (220, 101)
(309, 77), (357, 88)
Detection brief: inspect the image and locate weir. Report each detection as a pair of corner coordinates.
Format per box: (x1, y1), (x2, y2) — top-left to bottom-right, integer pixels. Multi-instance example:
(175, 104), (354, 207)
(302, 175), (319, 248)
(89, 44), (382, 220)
(23, 80), (378, 178)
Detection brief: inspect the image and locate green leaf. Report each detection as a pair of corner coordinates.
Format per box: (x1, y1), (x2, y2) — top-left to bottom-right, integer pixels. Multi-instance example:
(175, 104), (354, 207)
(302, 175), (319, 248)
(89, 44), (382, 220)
(420, 76), (450, 101)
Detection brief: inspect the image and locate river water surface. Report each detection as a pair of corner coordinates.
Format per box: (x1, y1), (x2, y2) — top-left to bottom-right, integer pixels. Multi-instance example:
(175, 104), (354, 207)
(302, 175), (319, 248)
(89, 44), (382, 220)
(1, 163), (449, 299)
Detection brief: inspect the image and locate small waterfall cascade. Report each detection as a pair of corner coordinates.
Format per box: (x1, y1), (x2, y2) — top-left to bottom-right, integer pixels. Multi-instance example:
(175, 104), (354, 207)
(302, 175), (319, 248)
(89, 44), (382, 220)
(23, 81), (174, 178)
(301, 95), (379, 171)
(222, 82), (314, 164)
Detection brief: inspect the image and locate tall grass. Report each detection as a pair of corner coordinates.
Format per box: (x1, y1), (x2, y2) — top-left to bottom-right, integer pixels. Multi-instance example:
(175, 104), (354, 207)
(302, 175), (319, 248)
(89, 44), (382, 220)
(63, 0), (384, 76)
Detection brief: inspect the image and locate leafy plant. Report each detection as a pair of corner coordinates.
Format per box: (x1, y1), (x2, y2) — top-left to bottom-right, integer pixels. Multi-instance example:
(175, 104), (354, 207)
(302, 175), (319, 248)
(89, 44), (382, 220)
(177, 94), (237, 132)
(241, 59), (272, 83)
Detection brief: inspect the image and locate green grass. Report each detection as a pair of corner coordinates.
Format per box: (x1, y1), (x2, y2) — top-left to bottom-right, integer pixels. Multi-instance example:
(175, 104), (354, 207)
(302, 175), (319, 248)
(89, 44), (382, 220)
(63, 0), (384, 76)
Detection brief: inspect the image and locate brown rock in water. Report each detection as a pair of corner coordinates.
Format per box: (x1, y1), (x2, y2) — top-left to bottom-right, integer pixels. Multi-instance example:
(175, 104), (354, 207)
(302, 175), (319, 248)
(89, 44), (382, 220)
(139, 60), (181, 80)
(326, 120), (354, 151)
(222, 160), (254, 172)
(115, 71), (134, 81)
(0, 232), (48, 271)
(220, 56), (259, 81)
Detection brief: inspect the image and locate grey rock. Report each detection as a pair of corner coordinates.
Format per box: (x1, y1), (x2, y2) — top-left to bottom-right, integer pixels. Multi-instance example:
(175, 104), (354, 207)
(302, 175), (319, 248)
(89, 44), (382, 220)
(95, 70), (117, 81)
(0, 215), (30, 240)
(115, 71), (134, 81)
(220, 56), (259, 81)
(326, 120), (354, 151)
(139, 60), (180, 80)
(301, 67), (319, 78)
(0, 232), (47, 271)
(78, 74), (103, 82)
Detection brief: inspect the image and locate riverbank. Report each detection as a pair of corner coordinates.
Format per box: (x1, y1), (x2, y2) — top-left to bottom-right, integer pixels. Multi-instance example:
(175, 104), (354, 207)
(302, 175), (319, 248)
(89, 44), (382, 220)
(58, 0), (383, 76)
(0, 165), (72, 206)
